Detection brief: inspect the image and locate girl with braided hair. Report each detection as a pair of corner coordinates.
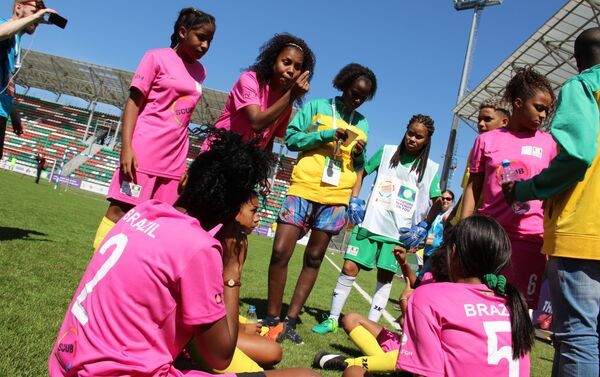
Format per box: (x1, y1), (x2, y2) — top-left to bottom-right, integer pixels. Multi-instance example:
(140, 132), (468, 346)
(92, 8), (215, 250)
(343, 215), (534, 377)
(312, 114), (442, 335)
(461, 66), (557, 309)
(210, 33), (315, 151)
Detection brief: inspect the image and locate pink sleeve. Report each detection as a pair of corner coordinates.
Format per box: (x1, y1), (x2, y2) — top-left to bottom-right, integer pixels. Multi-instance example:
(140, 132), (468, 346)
(129, 51), (159, 97)
(179, 241), (226, 326)
(396, 295), (444, 377)
(470, 135), (485, 173)
(230, 72), (262, 112)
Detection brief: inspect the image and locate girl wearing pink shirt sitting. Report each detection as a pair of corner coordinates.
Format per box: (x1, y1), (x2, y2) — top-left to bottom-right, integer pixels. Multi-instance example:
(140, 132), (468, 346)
(49, 129), (319, 377)
(461, 67), (557, 309)
(211, 33), (315, 151)
(343, 215), (535, 377)
(92, 8), (216, 250)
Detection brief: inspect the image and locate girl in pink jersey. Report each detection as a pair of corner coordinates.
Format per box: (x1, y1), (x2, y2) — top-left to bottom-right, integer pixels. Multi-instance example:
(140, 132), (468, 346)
(211, 33), (315, 151)
(49, 129), (319, 377)
(343, 215), (535, 377)
(92, 8), (216, 251)
(461, 67), (557, 309)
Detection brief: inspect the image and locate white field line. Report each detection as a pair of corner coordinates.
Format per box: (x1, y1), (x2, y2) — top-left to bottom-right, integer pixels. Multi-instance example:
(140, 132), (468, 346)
(324, 254), (400, 330)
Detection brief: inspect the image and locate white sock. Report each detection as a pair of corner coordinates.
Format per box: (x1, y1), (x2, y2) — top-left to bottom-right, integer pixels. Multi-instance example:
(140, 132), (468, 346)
(329, 273), (355, 321)
(368, 280), (392, 322)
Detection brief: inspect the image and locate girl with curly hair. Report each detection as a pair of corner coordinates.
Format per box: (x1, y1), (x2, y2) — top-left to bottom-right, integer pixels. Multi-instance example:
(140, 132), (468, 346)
(211, 33), (315, 150)
(264, 63), (377, 344)
(461, 66), (557, 309)
(92, 8), (216, 250)
(312, 114), (442, 336)
(50, 129), (319, 377)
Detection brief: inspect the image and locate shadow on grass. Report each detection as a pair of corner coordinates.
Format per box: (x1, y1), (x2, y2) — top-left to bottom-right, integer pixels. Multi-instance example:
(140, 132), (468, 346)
(239, 298), (329, 326)
(0, 226), (49, 241)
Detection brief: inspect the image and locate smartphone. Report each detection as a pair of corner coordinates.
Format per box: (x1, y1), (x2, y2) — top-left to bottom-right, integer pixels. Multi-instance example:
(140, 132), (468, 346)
(47, 13), (68, 29)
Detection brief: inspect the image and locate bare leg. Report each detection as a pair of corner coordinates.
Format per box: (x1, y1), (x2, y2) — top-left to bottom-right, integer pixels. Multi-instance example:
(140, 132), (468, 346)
(286, 230), (332, 319)
(376, 268), (395, 285)
(342, 312), (384, 338)
(105, 199), (134, 223)
(267, 224), (301, 317)
(341, 259), (361, 277)
(236, 332), (282, 368)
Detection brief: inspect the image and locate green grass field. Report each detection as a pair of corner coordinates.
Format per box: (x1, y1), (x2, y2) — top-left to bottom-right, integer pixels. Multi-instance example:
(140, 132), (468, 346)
(0, 170), (554, 376)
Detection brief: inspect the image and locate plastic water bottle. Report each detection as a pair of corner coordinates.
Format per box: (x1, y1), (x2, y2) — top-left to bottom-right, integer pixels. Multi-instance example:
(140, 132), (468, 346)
(500, 160), (530, 215)
(246, 305), (258, 324)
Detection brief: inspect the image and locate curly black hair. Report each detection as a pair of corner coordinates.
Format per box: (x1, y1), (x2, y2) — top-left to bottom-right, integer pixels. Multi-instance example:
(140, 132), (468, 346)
(170, 8), (216, 48)
(247, 33), (316, 101)
(332, 63), (378, 100)
(175, 128), (274, 227)
(503, 66), (556, 111)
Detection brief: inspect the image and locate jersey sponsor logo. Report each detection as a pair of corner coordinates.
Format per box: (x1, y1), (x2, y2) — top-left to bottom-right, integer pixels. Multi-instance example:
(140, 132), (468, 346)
(346, 245), (359, 257)
(520, 145), (544, 159)
(398, 186), (416, 202)
(120, 181), (142, 198)
(171, 97), (196, 127)
(133, 73), (144, 81)
(495, 159), (529, 185)
(215, 292), (223, 304)
(53, 327), (78, 372)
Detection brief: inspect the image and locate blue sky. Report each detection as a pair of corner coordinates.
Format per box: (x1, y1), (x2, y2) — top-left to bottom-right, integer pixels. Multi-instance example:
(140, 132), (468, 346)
(5, 0), (568, 196)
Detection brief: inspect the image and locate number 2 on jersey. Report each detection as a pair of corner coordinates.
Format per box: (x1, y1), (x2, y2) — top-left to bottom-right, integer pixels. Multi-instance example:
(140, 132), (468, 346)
(71, 233), (128, 325)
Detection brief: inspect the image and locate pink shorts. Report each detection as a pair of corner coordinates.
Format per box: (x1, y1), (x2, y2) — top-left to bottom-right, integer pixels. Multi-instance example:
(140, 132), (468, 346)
(503, 236), (546, 310)
(107, 167), (180, 206)
(376, 327), (401, 353)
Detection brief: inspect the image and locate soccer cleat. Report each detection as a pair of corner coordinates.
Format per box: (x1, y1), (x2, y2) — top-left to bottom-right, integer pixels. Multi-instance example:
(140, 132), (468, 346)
(313, 351), (348, 370)
(311, 317), (338, 334)
(277, 324), (304, 344)
(264, 322), (285, 342)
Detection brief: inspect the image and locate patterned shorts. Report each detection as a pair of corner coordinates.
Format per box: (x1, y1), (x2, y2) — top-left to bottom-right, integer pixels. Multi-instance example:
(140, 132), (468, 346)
(277, 195), (347, 238)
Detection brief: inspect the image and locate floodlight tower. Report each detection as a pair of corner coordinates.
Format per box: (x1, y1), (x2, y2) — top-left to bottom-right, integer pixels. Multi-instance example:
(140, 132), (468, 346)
(439, 0), (502, 190)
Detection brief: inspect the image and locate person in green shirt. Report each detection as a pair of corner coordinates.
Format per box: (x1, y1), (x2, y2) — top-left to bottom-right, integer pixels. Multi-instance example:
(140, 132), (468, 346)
(313, 114), (442, 335)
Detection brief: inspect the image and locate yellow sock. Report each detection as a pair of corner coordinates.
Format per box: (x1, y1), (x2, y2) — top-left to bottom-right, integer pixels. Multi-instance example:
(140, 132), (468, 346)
(93, 216), (115, 252)
(348, 325), (384, 356)
(215, 347), (263, 373)
(344, 350), (399, 373)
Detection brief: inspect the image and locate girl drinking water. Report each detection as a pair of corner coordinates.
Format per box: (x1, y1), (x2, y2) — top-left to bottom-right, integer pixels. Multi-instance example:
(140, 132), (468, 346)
(92, 8), (215, 250)
(461, 66), (557, 309)
(212, 33), (315, 150)
(264, 63), (377, 344)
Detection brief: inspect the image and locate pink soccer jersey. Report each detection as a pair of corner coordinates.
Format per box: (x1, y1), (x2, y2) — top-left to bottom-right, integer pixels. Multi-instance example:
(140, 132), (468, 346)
(470, 127), (557, 240)
(397, 283), (531, 377)
(130, 48), (206, 179)
(213, 71), (291, 149)
(48, 200), (229, 377)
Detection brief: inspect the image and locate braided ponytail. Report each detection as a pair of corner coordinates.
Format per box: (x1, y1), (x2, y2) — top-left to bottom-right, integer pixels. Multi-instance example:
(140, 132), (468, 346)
(170, 8), (216, 48)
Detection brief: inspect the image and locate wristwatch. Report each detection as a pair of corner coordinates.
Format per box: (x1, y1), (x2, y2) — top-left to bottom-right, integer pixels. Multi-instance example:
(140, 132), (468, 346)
(225, 278), (241, 288)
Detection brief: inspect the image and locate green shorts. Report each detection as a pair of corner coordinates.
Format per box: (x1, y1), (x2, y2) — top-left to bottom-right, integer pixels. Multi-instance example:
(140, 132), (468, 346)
(343, 226), (400, 273)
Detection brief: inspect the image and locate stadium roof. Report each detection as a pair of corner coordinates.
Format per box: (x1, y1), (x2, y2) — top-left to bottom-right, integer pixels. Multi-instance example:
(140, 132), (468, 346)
(453, 0), (600, 131)
(15, 50), (228, 126)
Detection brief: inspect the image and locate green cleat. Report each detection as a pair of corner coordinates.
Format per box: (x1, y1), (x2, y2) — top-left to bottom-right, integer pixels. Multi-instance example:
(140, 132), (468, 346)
(311, 317), (338, 334)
